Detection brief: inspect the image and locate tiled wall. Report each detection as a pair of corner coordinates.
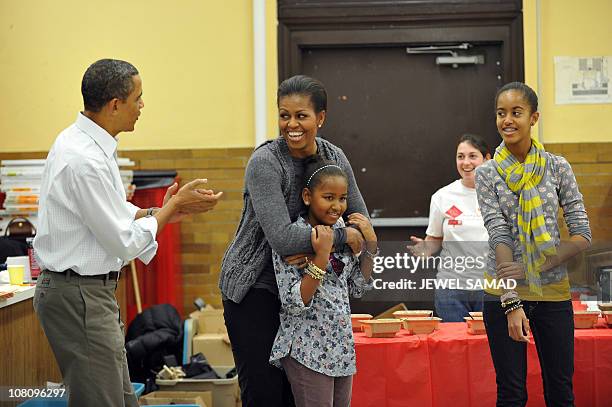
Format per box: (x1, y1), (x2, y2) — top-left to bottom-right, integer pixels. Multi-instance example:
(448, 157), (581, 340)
(546, 143), (612, 242)
(2, 142), (610, 314)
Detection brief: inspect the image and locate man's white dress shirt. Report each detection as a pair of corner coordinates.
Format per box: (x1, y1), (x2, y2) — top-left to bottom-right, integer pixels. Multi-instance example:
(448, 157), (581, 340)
(33, 113), (158, 275)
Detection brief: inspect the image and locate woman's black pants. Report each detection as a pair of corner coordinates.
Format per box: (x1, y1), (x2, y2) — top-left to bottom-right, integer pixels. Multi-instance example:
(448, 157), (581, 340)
(224, 288), (296, 407)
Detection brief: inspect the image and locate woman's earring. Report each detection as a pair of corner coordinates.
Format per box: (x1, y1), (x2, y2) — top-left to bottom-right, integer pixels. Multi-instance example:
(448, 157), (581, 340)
(318, 124), (322, 128)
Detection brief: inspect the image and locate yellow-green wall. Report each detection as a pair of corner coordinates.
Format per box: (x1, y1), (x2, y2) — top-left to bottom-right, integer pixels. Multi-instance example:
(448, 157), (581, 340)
(0, 0), (278, 152)
(523, 0), (612, 143)
(2, 0), (611, 152)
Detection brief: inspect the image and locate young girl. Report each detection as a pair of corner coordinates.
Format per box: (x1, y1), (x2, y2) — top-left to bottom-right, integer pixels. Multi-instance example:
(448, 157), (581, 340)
(475, 82), (591, 406)
(410, 134), (491, 322)
(270, 157), (377, 407)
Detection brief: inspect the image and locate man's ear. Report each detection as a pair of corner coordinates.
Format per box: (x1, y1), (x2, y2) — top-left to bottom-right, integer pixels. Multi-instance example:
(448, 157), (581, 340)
(108, 98), (120, 115)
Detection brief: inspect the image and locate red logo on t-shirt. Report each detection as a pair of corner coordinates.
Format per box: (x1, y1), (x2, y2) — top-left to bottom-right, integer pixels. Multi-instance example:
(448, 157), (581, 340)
(446, 205), (463, 226)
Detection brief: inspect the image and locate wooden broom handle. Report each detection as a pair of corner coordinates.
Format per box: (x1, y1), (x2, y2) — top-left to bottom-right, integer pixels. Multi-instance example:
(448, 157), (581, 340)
(130, 260), (143, 313)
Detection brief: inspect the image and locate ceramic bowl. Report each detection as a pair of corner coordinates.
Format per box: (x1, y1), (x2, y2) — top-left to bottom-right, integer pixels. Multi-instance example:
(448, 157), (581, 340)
(573, 310), (600, 329)
(351, 314), (373, 332)
(360, 318), (403, 338)
(401, 317), (442, 334)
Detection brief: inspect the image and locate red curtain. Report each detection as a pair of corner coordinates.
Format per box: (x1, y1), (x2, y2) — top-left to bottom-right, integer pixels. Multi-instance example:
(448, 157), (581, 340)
(126, 186), (182, 324)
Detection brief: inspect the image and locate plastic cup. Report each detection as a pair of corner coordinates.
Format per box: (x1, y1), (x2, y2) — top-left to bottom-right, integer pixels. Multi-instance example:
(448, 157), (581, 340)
(8, 265), (25, 285)
(6, 256), (31, 283)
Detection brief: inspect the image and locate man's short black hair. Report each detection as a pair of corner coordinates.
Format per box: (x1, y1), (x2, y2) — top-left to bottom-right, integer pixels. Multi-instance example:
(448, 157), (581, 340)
(81, 59), (139, 112)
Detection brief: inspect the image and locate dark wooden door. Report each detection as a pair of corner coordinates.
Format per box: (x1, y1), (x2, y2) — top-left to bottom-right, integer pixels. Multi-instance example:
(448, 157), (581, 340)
(302, 44), (501, 219)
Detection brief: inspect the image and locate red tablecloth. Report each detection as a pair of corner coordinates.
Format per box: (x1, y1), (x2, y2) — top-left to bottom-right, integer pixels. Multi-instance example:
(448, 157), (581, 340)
(352, 320), (612, 407)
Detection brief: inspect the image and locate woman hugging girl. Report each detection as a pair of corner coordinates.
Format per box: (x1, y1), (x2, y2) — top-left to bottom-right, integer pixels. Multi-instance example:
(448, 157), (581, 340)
(269, 156), (378, 407)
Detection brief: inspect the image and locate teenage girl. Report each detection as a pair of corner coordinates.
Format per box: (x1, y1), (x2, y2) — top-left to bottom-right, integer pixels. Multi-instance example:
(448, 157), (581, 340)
(270, 157), (378, 407)
(474, 82), (591, 406)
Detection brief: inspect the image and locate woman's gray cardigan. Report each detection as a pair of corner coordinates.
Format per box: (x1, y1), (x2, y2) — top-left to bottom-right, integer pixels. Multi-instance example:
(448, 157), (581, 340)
(219, 136), (368, 303)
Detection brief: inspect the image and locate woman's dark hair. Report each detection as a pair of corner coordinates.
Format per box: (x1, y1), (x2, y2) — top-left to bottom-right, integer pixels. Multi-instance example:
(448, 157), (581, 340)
(277, 75), (327, 113)
(303, 156), (347, 190)
(82, 59), (139, 112)
(494, 81), (538, 113)
(458, 133), (490, 158)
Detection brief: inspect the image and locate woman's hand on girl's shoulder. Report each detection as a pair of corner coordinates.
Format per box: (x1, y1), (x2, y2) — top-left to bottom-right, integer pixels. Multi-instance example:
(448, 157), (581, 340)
(347, 213), (377, 242)
(284, 253), (313, 269)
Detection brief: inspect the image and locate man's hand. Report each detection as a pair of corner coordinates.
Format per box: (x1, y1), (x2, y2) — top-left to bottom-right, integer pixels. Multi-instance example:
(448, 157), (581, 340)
(165, 179), (223, 219)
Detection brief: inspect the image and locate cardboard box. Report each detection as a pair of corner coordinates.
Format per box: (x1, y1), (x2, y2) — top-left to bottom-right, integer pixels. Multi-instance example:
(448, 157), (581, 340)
(190, 307), (227, 334)
(157, 366), (239, 407)
(192, 334), (234, 366)
(140, 390), (212, 407)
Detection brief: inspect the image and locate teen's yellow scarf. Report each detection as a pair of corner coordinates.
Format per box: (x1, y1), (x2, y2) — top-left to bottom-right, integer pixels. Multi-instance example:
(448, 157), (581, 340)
(494, 138), (556, 296)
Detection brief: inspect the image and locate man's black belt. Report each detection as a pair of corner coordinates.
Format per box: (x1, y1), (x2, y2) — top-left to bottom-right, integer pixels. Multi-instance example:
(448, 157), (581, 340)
(52, 269), (120, 281)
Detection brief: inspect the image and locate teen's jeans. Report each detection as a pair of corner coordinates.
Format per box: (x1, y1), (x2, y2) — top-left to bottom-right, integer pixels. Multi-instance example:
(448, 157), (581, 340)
(434, 288), (484, 322)
(483, 293), (575, 407)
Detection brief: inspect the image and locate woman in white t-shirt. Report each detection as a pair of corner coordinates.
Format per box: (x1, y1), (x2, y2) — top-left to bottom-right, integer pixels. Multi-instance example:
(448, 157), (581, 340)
(410, 134), (491, 322)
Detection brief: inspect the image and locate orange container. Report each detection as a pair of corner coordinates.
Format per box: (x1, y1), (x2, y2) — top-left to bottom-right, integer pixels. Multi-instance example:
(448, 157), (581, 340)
(464, 317), (486, 335)
(351, 314), (373, 332)
(573, 311), (600, 329)
(401, 317), (442, 334)
(598, 303), (612, 312)
(360, 319), (402, 338)
(392, 310), (433, 319)
(602, 311), (612, 326)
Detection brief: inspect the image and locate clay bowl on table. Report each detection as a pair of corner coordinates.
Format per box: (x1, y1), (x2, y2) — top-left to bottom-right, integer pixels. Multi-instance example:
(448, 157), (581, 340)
(360, 319), (403, 338)
(468, 311), (483, 319)
(573, 310), (600, 329)
(464, 316), (486, 335)
(392, 310), (433, 319)
(401, 317), (442, 335)
(598, 303), (612, 312)
(602, 311), (612, 326)
(351, 314), (373, 332)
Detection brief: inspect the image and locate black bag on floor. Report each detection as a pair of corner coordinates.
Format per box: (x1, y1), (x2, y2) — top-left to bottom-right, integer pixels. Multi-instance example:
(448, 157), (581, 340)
(125, 303), (183, 384)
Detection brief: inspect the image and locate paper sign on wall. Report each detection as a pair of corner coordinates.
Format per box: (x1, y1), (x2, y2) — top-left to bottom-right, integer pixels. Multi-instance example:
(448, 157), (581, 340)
(554, 56), (612, 104)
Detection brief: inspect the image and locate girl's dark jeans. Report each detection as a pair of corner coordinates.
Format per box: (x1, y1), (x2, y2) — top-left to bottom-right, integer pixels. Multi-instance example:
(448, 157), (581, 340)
(483, 293), (575, 407)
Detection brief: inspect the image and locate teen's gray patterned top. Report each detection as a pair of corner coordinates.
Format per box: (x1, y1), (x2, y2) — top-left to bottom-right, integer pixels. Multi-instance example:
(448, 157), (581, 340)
(475, 152), (591, 287)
